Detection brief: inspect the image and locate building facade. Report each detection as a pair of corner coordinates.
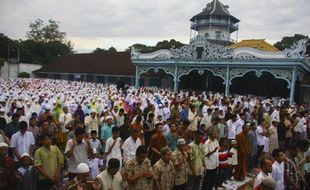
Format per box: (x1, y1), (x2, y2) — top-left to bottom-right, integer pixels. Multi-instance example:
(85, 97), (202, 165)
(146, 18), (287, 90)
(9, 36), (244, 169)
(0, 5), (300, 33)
(131, 35), (310, 105)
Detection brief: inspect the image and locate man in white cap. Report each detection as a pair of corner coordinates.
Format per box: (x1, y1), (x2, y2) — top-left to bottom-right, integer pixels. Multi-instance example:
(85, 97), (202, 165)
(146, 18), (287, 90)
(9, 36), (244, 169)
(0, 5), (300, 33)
(100, 115), (115, 148)
(171, 138), (189, 190)
(66, 163), (93, 190)
(18, 153), (36, 190)
(0, 142), (19, 189)
(85, 109), (100, 135)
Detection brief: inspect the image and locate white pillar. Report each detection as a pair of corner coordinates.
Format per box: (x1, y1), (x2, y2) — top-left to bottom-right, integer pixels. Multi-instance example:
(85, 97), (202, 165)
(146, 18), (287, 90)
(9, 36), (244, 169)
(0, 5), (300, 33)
(173, 65), (178, 92)
(225, 66), (230, 97)
(289, 68), (297, 105)
(135, 65), (139, 88)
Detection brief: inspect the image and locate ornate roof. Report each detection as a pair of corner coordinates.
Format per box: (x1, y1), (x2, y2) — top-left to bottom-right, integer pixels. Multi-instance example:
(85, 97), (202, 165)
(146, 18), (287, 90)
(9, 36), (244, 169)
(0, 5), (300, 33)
(229, 39), (279, 52)
(190, 0), (240, 23)
(131, 35), (308, 60)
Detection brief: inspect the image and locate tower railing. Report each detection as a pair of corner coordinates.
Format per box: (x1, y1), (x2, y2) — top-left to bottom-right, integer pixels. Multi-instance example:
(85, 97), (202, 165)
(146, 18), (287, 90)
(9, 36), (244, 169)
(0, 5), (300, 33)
(191, 19), (238, 30)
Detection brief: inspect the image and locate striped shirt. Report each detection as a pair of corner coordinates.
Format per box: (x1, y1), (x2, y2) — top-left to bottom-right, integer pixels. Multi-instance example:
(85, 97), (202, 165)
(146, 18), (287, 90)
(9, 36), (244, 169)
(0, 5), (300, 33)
(218, 147), (231, 168)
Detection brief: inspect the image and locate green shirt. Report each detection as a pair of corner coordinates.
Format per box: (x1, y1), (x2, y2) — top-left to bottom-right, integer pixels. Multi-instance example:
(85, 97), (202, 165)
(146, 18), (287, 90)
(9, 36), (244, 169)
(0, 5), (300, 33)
(188, 141), (205, 176)
(34, 145), (63, 180)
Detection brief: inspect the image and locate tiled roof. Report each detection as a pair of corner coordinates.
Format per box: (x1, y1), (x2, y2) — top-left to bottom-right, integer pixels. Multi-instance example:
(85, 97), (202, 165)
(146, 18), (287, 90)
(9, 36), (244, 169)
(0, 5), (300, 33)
(34, 52), (135, 76)
(190, 0), (240, 22)
(229, 39), (279, 52)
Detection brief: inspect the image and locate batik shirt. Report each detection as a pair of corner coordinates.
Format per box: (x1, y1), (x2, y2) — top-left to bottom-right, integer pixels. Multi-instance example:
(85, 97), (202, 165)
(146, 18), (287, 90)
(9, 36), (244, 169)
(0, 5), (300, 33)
(153, 158), (175, 190)
(284, 152), (299, 190)
(125, 157), (153, 190)
(171, 148), (188, 185)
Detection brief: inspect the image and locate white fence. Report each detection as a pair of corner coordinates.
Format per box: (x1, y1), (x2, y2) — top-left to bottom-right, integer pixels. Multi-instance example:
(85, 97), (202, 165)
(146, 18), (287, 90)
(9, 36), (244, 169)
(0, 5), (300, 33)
(0, 62), (42, 78)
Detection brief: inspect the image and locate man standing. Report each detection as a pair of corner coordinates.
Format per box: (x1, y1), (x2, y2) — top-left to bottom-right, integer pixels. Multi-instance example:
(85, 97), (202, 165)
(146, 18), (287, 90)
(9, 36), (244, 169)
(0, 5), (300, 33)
(153, 147), (175, 190)
(85, 109), (100, 134)
(187, 130), (205, 190)
(5, 113), (20, 139)
(149, 123), (167, 165)
(100, 116), (115, 149)
(10, 121), (35, 161)
(234, 124), (250, 181)
(171, 138), (189, 190)
(123, 128), (142, 163)
(125, 145), (154, 190)
(284, 144), (300, 190)
(248, 122), (258, 170)
(105, 127), (122, 166)
(94, 158), (127, 190)
(227, 114), (238, 141)
(256, 120), (268, 161)
(65, 128), (93, 180)
(34, 134), (63, 190)
(27, 117), (40, 139)
(0, 142), (19, 189)
(271, 149), (285, 190)
(254, 158), (273, 188)
(58, 106), (72, 138)
(202, 129), (219, 190)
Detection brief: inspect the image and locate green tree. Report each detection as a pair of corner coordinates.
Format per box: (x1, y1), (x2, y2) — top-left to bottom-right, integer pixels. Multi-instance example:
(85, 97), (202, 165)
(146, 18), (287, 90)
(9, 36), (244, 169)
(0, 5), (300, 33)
(154, 39), (184, 50)
(274, 34), (309, 54)
(108, 46), (117, 52)
(92, 48), (106, 53)
(126, 39), (184, 52)
(26, 19), (44, 42)
(0, 33), (15, 60)
(26, 19), (66, 43)
(126, 44), (153, 52)
(23, 19), (74, 64)
(42, 19), (66, 42)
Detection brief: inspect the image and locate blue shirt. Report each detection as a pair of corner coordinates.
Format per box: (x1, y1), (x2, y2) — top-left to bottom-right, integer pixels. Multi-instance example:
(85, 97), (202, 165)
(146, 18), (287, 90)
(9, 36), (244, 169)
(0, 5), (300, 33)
(100, 124), (115, 141)
(165, 132), (177, 151)
(180, 109), (188, 121)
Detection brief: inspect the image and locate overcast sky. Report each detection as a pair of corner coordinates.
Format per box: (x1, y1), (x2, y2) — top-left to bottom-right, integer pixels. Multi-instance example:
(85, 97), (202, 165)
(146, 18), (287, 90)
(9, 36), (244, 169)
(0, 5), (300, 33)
(0, 0), (309, 53)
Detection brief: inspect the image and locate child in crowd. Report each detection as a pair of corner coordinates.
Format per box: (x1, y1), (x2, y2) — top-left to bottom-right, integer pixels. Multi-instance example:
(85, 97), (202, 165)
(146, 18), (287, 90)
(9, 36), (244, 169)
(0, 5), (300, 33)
(17, 153), (36, 190)
(90, 130), (102, 154)
(89, 148), (103, 180)
(228, 140), (238, 180)
(217, 138), (233, 188)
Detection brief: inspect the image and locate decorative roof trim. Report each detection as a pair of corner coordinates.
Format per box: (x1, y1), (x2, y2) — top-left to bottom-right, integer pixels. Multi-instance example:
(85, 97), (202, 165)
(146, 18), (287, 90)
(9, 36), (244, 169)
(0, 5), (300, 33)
(131, 35), (308, 61)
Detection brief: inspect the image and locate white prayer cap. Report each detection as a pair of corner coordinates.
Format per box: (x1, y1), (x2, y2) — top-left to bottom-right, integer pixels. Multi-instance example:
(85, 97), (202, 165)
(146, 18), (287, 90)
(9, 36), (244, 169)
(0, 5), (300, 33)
(0, 108), (5, 112)
(45, 105), (52, 110)
(0, 142), (8, 148)
(75, 163), (89, 174)
(90, 109), (97, 113)
(177, 138), (186, 146)
(20, 153), (31, 159)
(106, 115), (113, 120)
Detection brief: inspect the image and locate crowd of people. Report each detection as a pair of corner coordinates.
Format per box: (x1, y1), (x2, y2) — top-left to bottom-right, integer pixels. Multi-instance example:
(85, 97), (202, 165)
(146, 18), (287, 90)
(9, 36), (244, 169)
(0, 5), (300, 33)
(0, 77), (310, 190)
